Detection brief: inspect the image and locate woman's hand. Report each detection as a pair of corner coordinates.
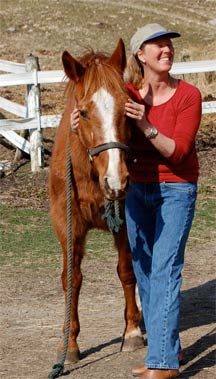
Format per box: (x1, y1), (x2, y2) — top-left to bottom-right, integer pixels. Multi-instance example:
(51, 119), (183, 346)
(70, 108), (79, 133)
(125, 98), (149, 133)
(125, 98), (145, 121)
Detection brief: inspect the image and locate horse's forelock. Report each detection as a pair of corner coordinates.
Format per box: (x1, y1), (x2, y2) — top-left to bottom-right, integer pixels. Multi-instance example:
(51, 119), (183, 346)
(65, 51), (127, 102)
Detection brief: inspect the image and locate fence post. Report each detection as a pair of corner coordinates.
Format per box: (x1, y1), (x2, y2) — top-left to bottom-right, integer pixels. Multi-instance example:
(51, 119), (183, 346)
(25, 54), (44, 172)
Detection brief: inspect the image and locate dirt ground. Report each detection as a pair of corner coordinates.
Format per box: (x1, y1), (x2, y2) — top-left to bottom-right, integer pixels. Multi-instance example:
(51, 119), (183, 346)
(0, 131), (215, 379)
(0, 229), (215, 379)
(0, 1), (216, 378)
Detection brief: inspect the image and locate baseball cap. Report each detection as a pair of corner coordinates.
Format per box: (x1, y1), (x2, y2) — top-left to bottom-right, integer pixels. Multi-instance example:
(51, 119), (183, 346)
(130, 23), (181, 55)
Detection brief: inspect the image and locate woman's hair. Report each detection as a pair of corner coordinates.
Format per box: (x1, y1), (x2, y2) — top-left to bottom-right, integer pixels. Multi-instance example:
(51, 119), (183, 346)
(123, 54), (145, 89)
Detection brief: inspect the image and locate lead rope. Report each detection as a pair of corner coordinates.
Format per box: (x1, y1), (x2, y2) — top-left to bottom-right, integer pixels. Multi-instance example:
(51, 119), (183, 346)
(48, 143), (73, 379)
(102, 198), (123, 234)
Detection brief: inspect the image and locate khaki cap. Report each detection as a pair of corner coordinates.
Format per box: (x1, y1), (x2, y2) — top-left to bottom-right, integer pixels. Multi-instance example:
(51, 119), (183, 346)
(130, 23), (180, 55)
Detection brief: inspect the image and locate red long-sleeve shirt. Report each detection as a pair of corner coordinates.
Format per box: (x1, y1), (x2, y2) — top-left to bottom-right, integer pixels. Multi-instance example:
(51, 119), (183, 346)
(127, 80), (202, 183)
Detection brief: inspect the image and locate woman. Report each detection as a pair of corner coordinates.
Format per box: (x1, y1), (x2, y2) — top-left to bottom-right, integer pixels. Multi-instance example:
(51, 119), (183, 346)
(124, 24), (202, 378)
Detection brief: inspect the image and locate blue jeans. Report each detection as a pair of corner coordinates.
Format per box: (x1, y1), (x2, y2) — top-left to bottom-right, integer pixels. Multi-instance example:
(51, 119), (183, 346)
(125, 182), (197, 369)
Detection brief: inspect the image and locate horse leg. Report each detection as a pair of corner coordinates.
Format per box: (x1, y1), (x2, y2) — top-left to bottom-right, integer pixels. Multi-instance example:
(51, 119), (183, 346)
(114, 226), (144, 351)
(57, 236), (85, 365)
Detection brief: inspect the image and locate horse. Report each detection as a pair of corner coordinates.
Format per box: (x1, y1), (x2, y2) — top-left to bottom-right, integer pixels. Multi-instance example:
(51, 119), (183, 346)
(49, 39), (144, 365)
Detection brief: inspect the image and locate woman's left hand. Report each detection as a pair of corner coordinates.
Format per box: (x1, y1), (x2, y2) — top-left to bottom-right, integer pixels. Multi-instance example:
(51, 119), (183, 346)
(125, 98), (145, 121)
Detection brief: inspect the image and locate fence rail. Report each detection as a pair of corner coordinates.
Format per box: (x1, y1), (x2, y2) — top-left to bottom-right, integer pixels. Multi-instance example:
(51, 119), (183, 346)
(1, 59), (216, 86)
(0, 56), (216, 172)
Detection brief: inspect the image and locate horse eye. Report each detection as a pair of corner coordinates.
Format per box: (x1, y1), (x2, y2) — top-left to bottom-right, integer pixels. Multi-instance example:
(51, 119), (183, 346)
(79, 110), (88, 120)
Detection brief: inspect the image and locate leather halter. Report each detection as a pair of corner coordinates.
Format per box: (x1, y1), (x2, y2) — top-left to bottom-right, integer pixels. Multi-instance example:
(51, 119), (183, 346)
(87, 141), (129, 162)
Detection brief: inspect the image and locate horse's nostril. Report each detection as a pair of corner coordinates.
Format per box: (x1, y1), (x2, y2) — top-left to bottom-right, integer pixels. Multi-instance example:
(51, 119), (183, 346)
(104, 175), (130, 195)
(125, 175), (130, 192)
(104, 176), (110, 191)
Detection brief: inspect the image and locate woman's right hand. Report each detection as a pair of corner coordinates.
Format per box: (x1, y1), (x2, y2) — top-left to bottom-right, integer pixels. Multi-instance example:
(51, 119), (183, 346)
(70, 108), (79, 133)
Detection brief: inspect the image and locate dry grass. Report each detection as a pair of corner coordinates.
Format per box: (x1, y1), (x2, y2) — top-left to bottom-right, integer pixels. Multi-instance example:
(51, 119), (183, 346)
(1, 0), (216, 104)
(0, 0), (215, 158)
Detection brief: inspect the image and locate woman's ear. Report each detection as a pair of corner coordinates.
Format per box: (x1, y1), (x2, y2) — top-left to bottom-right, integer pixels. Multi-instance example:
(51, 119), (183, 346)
(137, 49), (146, 64)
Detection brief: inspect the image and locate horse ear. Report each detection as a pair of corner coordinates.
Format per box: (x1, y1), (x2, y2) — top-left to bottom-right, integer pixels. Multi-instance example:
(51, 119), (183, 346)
(108, 38), (127, 74)
(62, 51), (85, 82)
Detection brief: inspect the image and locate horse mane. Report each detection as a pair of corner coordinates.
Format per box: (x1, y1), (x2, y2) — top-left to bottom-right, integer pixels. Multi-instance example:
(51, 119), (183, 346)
(65, 50), (127, 100)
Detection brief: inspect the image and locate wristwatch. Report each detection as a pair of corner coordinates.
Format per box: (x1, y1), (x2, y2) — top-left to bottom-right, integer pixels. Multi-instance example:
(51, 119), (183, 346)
(145, 126), (159, 139)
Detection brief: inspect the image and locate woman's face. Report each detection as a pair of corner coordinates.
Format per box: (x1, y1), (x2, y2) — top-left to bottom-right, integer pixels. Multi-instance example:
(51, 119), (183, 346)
(138, 38), (175, 74)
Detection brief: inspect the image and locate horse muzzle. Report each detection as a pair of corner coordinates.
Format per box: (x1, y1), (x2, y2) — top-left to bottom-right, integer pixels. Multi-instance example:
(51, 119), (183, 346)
(103, 174), (130, 201)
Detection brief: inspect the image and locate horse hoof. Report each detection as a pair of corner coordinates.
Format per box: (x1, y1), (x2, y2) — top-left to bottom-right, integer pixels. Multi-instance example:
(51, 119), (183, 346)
(56, 350), (81, 365)
(65, 350), (81, 364)
(121, 335), (145, 352)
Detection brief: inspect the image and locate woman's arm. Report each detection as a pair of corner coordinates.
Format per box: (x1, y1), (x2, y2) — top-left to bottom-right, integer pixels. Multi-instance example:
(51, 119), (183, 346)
(125, 98), (175, 158)
(125, 87), (202, 163)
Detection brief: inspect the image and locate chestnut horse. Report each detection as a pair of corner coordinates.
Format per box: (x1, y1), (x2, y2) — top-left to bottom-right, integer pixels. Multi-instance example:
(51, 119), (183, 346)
(49, 39), (143, 365)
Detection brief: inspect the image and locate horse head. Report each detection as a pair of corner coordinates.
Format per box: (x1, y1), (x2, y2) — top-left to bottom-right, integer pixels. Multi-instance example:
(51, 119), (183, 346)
(62, 39), (131, 200)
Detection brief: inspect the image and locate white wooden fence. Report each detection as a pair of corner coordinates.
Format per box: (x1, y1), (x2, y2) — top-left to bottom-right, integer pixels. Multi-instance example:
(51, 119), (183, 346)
(0, 55), (216, 172)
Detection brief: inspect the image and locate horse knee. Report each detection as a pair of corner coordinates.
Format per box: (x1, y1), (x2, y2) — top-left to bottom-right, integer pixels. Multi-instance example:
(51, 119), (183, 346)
(62, 270), (83, 292)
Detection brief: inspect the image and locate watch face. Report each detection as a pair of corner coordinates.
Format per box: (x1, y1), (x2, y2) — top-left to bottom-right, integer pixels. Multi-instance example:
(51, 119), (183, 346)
(146, 127), (158, 139)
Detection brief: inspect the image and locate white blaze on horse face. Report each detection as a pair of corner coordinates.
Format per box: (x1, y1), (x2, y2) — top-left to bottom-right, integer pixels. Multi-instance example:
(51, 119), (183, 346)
(92, 87), (122, 191)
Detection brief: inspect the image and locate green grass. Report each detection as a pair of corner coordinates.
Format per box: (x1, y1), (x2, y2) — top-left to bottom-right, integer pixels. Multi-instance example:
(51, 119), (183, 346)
(188, 176), (216, 247)
(0, 177), (215, 270)
(0, 207), (61, 269)
(0, 206), (114, 269)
